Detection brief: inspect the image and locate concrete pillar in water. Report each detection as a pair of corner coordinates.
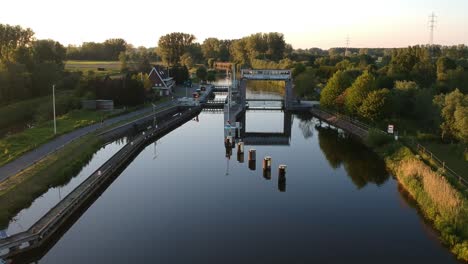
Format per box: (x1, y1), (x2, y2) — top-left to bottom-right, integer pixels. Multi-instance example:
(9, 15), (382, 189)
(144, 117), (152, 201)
(278, 165), (287, 192)
(237, 152), (244, 163)
(237, 142), (244, 154)
(248, 149), (256, 170)
(224, 137), (231, 148)
(248, 150), (256, 170)
(263, 156), (272, 171)
(248, 160), (256, 171)
(248, 149), (256, 161)
(263, 170), (271, 180)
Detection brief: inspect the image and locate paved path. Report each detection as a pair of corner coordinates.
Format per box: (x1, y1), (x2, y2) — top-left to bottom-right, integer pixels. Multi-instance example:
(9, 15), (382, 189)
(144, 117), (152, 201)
(0, 100), (175, 182)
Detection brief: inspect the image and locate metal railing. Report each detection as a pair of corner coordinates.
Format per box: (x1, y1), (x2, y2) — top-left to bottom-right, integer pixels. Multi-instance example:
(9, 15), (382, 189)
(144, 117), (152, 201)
(414, 143), (468, 188)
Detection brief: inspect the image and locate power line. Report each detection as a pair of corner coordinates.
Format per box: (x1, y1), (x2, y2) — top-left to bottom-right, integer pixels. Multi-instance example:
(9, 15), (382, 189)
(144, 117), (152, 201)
(345, 35), (350, 57)
(428, 12), (437, 46)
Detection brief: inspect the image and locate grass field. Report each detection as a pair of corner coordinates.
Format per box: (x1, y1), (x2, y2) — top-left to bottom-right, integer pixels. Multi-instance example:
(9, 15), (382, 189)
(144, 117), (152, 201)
(0, 109), (122, 167)
(65, 60), (160, 76)
(0, 134), (102, 228)
(65, 60), (121, 69)
(65, 60), (121, 77)
(422, 142), (468, 176)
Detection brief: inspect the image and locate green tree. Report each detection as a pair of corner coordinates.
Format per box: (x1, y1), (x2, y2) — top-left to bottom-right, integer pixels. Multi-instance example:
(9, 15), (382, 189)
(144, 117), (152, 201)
(265, 32), (286, 61)
(0, 62), (32, 103)
(230, 39), (249, 66)
(292, 63), (306, 78)
(436, 56), (456, 81)
(344, 71), (376, 114)
(103, 38), (127, 60)
(358, 89), (390, 121)
(118, 51), (128, 72)
(433, 89), (468, 142)
(320, 70), (352, 109)
(196, 66), (207, 81)
(201, 38), (221, 61)
(157, 32), (196, 66)
(32, 39), (66, 66)
(294, 68), (319, 99)
(180, 52), (194, 68)
(395, 80), (418, 90)
(219, 40), (231, 61)
(207, 71), (216, 83)
(0, 24), (34, 63)
(31, 62), (61, 97)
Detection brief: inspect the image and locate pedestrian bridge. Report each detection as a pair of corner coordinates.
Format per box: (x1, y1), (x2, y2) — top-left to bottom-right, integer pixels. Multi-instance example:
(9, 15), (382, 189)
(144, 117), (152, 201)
(241, 69), (292, 80)
(240, 69), (293, 109)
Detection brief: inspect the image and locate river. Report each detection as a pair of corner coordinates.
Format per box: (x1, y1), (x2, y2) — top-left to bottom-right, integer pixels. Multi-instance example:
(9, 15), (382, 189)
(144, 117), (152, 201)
(6, 80), (461, 263)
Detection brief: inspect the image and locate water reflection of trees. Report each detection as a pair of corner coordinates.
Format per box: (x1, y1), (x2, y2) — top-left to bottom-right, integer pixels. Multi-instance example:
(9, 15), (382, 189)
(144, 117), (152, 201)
(246, 80), (285, 96)
(295, 112), (315, 139)
(317, 127), (389, 188)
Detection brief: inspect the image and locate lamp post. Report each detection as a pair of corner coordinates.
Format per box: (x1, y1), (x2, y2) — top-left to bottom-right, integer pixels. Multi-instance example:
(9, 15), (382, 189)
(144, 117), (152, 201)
(151, 103), (156, 128)
(52, 84), (57, 135)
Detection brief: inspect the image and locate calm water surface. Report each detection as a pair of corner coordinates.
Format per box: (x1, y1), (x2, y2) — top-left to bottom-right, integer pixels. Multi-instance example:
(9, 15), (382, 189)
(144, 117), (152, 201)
(6, 80), (461, 263)
(10, 109), (459, 264)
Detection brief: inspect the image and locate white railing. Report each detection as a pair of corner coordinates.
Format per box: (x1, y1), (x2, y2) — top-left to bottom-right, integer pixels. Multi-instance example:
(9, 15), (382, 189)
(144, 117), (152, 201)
(241, 69), (291, 80)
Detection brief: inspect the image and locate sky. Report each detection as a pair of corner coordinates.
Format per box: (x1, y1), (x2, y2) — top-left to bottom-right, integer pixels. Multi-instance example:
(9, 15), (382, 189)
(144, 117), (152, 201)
(1, 0), (467, 49)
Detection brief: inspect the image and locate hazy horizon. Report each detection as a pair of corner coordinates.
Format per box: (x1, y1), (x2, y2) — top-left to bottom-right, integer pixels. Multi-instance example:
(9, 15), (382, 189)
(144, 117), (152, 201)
(2, 0), (467, 49)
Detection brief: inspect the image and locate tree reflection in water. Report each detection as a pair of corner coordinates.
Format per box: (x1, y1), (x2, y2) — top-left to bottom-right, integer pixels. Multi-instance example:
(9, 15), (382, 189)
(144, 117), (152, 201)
(317, 126), (389, 188)
(296, 112), (316, 139)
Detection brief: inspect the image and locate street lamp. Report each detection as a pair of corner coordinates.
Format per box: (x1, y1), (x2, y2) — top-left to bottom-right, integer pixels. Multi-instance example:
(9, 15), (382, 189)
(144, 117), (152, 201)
(52, 84), (57, 135)
(151, 103), (156, 128)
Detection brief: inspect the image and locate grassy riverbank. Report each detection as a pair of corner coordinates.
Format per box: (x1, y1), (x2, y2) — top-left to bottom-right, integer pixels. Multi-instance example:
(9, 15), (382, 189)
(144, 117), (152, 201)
(368, 136), (468, 261)
(0, 134), (102, 229)
(0, 109), (124, 167)
(0, 100), (172, 230)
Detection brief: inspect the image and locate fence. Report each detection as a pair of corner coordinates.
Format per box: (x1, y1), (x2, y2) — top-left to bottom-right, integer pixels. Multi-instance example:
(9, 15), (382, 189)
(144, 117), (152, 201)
(414, 143), (468, 188)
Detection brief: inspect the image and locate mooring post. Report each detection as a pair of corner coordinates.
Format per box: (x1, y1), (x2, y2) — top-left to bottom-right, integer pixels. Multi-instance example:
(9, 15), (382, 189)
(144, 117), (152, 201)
(237, 142), (244, 154)
(248, 149), (256, 171)
(263, 156), (272, 171)
(248, 149), (256, 161)
(278, 165), (287, 192)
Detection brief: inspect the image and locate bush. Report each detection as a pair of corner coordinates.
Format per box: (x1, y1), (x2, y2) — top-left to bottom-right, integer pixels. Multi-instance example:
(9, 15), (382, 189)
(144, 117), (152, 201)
(416, 132), (439, 141)
(366, 128), (393, 147)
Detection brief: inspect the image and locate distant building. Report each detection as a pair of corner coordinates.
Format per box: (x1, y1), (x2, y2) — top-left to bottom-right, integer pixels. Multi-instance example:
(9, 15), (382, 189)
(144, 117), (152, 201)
(148, 65), (175, 96)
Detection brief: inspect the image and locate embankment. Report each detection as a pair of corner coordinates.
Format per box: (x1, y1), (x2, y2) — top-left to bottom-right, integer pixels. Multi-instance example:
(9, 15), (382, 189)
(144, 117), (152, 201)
(310, 107), (468, 261)
(374, 141), (468, 261)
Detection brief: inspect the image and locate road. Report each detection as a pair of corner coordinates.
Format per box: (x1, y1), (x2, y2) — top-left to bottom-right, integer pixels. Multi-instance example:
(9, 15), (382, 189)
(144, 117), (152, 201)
(0, 100), (175, 182)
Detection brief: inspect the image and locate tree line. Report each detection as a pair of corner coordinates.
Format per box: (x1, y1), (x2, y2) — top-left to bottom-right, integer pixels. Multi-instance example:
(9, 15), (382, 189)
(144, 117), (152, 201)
(1, 23), (467, 145)
(315, 45), (468, 143)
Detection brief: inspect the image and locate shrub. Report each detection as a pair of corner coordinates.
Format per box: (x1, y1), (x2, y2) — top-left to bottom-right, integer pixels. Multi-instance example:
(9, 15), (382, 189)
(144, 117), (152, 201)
(366, 128), (393, 147)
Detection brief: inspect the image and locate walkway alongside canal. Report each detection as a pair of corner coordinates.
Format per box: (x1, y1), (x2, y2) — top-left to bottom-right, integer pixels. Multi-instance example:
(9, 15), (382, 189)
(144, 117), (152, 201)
(310, 107), (370, 140)
(0, 101), (176, 182)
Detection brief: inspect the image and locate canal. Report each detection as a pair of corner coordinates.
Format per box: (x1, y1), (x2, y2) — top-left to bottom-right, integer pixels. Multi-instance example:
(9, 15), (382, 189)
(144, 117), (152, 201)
(6, 81), (461, 263)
